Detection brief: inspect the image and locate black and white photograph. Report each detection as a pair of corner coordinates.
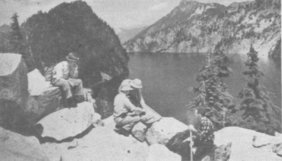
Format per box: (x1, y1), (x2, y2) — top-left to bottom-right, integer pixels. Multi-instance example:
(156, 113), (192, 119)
(0, 0), (281, 160)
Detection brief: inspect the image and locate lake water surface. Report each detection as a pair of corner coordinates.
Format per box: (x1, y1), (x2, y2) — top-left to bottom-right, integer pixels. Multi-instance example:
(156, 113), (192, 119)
(129, 53), (281, 123)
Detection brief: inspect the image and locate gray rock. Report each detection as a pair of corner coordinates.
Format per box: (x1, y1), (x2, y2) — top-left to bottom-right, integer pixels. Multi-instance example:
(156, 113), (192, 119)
(0, 126), (49, 161)
(132, 122), (147, 142)
(26, 69), (61, 124)
(0, 53), (29, 131)
(146, 117), (188, 145)
(37, 102), (100, 141)
(215, 127), (282, 161)
(0, 53), (28, 106)
(49, 116), (149, 161)
(147, 144), (181, 161)
(272, 143), (282, 157)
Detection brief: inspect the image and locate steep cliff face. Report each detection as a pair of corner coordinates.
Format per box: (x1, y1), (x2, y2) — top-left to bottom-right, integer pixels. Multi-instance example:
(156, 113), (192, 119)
(125, 0), (281, 58)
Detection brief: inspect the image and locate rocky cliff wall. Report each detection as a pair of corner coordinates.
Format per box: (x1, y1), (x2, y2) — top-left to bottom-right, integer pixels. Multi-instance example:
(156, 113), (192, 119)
(125, 0), (281, 60)
(20, 1), (129, 118)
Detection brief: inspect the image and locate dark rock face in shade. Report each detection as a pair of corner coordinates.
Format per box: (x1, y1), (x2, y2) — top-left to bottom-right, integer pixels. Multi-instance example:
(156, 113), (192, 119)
(0, 53), (30, 133)
(21, 1), (129, 118)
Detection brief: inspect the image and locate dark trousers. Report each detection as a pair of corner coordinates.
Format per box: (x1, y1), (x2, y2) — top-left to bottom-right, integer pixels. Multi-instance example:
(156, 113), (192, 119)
(194, 141), (214, 160)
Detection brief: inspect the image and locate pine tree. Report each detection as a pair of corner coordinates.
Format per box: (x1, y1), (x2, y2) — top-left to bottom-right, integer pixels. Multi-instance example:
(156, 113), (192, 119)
(9, 13), (34, 70)
(188, 49), (234, 129)
(235, 45), (281, 134)
(9, 13), (24, 54)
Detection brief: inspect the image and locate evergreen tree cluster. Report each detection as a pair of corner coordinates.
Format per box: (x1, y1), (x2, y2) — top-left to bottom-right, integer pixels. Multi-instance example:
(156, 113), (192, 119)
(9, 13), (24, 53)
(189, 45), (281, 134)
(233, 45), (281, 134)
(188, 50), (235, 129)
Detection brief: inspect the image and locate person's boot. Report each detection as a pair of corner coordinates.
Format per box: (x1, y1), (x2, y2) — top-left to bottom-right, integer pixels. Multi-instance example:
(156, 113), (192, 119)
(114, 125), (130, 136)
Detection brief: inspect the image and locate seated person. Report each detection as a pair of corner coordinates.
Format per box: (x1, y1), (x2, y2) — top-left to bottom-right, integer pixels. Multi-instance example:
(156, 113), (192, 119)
(113, 79), (161, 135)
(129, 79), (162, 123)
(167, 107), (215, 160)
(51, 52), (84, 106)
(188, 107), (215, 160)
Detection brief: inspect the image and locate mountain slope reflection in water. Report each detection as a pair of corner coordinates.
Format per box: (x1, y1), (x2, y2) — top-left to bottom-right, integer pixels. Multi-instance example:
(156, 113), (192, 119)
(129, 53), (281, 123)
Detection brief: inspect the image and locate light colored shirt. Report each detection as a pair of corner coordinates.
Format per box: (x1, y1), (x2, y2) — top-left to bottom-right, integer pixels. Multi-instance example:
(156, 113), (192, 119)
(113, 92), (139, 117)
(52, 61), (78, 81)
(52, 61), (69, 80)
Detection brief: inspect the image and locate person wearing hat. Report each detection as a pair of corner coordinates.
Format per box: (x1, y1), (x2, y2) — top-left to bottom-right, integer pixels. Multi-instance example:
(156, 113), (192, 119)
(129, 79), (162, 123)
(166, 107), (214, 160)
(113, 79), (145, 134)
(51, 52), (84, 106)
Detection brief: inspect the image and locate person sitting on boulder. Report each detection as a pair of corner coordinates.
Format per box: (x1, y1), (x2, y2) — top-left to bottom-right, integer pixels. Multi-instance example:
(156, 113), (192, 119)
(188, 107), (215, 160)
(51, 52), (84, 106)
(113, 79), (161, 135)
(129, 78), (162, 123)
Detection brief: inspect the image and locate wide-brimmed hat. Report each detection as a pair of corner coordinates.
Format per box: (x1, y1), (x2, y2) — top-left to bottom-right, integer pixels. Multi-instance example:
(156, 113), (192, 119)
(119, 79), (133, 92)
(130, 79), (142, 89)
(66, 52), (79, 62)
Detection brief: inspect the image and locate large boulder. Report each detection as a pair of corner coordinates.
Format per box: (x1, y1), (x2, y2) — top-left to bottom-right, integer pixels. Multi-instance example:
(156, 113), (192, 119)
(37, 102), (100, 141)
(42, 116), (149, 161)
(272, 143), (282, 157)
(146, 117), (188, 145)
(0, 53), (28, 106)
(215, 127), (282, 161)
(0, 53), (29, 131)
(252, 132), (282, 148)
(131, 122), (147, 142)
(0, 126), (49, 161)
(146, 144), (181, 161)
(26, 69), (61, 124)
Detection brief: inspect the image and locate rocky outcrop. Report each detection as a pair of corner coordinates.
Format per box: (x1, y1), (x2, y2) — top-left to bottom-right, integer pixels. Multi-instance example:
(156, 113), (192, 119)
(41, 116), (149, 161)
(146, 117), (188, 145)
(0, 53), (30, 132)
(147, 144), (181, 161)
(22, 1), (128, 80)
(0, 53), (28, 107)
(215, 127), (282, 161)
(131, 122), (147, 142)
(167, 126), (282, 161)
(269, 39), (281, 62)
(0, 1), (129, 118)
(125, 0), (281, 59)
(0, 126), (49, 161)
(37, 102), (101, 141)
(26, 69), (61, 125)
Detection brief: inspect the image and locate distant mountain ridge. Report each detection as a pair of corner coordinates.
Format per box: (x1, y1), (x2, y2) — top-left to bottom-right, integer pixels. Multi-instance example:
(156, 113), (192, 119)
(124, 0), (281, 58)
(117, 26), (146, 43)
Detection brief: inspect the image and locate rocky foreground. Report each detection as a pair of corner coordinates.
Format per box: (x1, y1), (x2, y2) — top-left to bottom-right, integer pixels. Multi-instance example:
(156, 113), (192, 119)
(1, 113), (282, 161)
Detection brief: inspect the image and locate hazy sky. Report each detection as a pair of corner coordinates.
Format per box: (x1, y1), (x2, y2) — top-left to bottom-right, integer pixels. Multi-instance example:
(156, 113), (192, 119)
(0, 0), (253, 32)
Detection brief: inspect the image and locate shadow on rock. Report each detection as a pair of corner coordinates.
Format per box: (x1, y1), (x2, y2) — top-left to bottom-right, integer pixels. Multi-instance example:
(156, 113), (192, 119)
(34, 124), (94, 144)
